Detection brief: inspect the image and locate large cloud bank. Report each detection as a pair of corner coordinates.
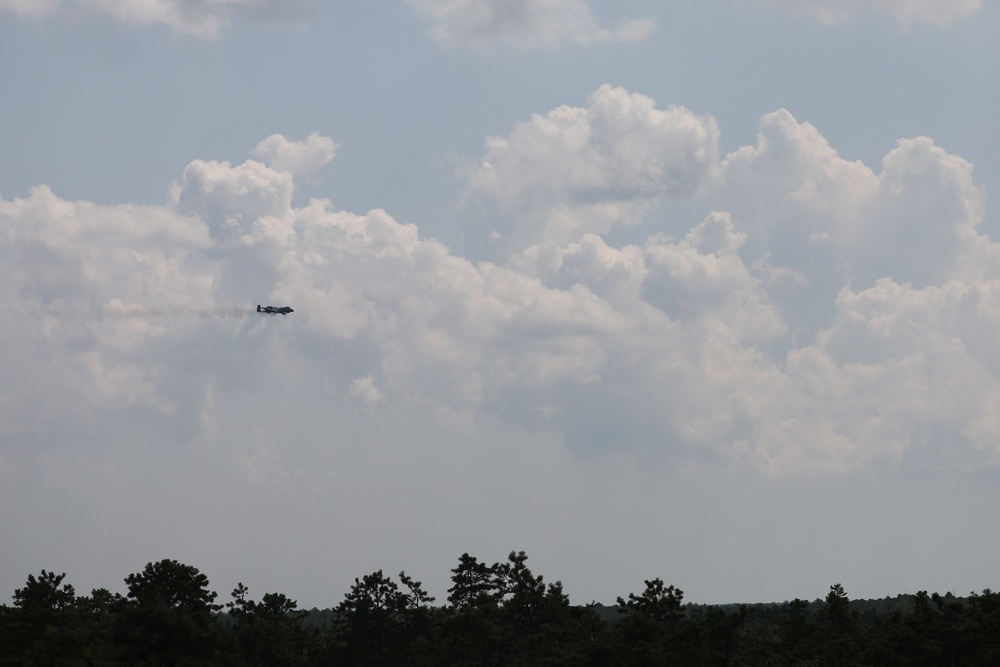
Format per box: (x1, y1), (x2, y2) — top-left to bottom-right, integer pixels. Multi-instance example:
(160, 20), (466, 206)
(3, 85), (999, 485)
(4, 86), (1000, 606)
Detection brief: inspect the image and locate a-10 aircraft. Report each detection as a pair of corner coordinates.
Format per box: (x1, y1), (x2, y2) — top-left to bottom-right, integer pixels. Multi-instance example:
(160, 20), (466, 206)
(257, 305), (294, 315)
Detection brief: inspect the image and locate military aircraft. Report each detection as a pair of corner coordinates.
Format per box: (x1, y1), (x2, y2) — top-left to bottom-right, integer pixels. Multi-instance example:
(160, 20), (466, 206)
(257, 305), (294, 315)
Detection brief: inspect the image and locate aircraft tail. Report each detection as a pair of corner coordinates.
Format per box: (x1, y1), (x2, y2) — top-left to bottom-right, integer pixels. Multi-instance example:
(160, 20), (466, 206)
(256, 305), (261, 312)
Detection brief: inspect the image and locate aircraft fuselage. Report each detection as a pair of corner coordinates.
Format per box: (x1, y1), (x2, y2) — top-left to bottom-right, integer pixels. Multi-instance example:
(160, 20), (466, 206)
(257, 305), (294, 315)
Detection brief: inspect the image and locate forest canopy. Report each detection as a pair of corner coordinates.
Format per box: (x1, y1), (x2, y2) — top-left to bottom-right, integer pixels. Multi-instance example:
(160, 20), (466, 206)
(2, 552), (999, 666)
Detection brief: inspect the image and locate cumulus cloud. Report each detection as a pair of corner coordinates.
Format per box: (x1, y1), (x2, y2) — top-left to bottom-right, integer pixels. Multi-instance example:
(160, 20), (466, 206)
(405, 0), (656, 51)
(6, 96), (1000, 611)
(0, 185), (218, 441)
(3, 96), (999, 500)
(455, 91), (999, 475)
(703, 110), (995, 474)
(172, 158), (294, 238)
(718, 109), (984, 290)
(760, 0), (982, 25)
(462, 85), (719, 259)
(0, 0), (320, 36)
(251, 133), (339, 177)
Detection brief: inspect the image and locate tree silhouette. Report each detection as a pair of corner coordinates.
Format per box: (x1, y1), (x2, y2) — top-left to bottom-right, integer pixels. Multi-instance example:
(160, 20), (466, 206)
(228, 583), (309, 666)
(818, 583), (860, 667)
(118, 559), (223, 666)
(615, 578), (689, 665)
(5, 570), (80, 664)
(332, 569), (410, 666)
(448, 552), (500, 610)
(7, 556), (1000, 666)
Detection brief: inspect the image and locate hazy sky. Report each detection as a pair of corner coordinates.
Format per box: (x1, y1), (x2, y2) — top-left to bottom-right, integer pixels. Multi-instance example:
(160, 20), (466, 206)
(2, 0), (999, 608)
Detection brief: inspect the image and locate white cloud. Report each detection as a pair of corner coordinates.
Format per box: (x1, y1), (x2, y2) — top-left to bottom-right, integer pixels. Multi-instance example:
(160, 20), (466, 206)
(0, 0), (320, 36)
(3, 97), (999, 494)
(251, 133), (339, 177)
(462, 85), (719, 259)
(759, 0), (982, 24)
(172, 158), (294, 241)
(718, 110), (985, 291)
(696, 109), (996, 474)
(405, 0), (656, 50)
(642, 212), (787, 344)
(461, 96), (999, 475)
(772, 277), (1000, 473)
(4, 98), (1000, 608)
(0, 185), (218, 441)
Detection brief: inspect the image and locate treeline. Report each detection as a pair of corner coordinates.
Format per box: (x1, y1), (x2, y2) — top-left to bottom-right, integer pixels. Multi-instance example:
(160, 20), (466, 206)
(2, 551), (999, 665)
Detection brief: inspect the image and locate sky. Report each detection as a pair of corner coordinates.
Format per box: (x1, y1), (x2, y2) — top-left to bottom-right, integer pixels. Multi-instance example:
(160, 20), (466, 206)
(2, 0), (999, 609)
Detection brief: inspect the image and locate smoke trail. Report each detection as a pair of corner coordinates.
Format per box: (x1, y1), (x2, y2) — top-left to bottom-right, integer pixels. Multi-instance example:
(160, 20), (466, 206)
(100, 305), (252, 320)
(30, 302), (280, 323)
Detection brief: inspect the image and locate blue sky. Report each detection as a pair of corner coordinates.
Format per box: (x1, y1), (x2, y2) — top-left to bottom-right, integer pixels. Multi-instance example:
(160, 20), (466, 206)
(2, 0), (999, 608)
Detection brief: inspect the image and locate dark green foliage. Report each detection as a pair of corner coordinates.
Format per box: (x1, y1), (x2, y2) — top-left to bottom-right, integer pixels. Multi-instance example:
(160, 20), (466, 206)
(330, 569), (410, 665)
(437, 550), (586, 666)
(4, 556), (1000, 666)
(227, 584), (311, 666)
(117, 559), (224, 666)
(693, 604), (748, 667)
(324, 569), (440, 665)
(818, 583), (861, 666)
(5, 570), (83, 666)
(447, 552), (499, 609)
(0, 572), (124, 666)
(613, 579), (693, 665)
